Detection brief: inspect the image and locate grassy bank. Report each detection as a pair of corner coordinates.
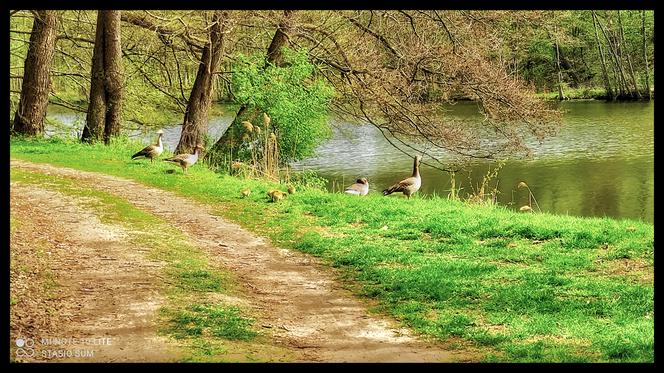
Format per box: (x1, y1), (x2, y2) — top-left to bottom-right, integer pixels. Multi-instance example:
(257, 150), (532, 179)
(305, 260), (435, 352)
(10, 167), (291, 362)
(535, 87), (607, 100)
(10, 137), (654, 362)
(535, 86), (656, 101)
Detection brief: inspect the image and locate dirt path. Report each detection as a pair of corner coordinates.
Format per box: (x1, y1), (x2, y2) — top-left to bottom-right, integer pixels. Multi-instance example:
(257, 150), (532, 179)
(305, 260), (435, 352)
(10, 183), (181, 362)
(11, 160), (465, 362)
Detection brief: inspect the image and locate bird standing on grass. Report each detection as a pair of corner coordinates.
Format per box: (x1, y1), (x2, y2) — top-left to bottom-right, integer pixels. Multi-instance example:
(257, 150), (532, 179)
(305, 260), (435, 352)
(164, 144), (204, 174)
(382, 155), (422, 199)
(344, 178), (369, 196)
(131, 130), (164, 163)
(267, 189), (286, 202)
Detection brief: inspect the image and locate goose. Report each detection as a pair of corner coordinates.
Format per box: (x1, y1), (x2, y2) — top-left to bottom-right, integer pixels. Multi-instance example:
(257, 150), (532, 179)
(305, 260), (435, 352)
(164, 144), (204, 174)
(344, 177), (369, 196)
(131, 130), (164, 163)
(287, 185), (296, 195)
(382, 155), (422, 199)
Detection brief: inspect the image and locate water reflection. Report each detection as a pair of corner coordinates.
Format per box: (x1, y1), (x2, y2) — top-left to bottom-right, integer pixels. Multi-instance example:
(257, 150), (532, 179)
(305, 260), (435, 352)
(44, 101), (654, 222)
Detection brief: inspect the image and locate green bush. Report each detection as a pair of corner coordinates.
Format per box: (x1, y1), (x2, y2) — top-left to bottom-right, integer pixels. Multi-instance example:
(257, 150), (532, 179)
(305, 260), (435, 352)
(231, 48), (335, 162)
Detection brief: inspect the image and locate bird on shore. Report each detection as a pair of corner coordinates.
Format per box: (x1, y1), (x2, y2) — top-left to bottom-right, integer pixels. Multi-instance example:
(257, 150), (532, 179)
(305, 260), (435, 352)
(163, 144), (204, 174)
(382, 155), (422, 199)
(131, 130), (164, 163)
(344, 177), (369, 196)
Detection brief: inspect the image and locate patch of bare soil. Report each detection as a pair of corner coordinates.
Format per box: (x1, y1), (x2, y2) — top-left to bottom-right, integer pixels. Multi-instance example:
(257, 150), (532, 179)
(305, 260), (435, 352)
(10, 183), (181, 362)
(11, 160), (477, 362)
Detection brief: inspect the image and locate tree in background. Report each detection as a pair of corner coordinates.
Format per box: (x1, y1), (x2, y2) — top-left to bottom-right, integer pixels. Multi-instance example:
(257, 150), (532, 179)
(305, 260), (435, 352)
(174, 10), (229, 154)
(9, 10), (654, 161)
(210, 10), (296, 163)
(12, 11), (58, 137)
(81, 10), (123, 144)
(218, 49), (334, 165)
(290, 10), (560, 169)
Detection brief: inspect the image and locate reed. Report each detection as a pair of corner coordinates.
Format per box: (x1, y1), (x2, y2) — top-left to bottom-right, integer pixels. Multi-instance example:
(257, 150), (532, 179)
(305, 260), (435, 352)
(466, 161), (505, 205)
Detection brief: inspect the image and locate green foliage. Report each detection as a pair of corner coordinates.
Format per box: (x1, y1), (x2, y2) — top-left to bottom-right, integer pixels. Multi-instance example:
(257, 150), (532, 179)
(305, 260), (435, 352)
(122, 72), (184, 127)
(287, 170), (328, 190)
(231, 48), (335, 162)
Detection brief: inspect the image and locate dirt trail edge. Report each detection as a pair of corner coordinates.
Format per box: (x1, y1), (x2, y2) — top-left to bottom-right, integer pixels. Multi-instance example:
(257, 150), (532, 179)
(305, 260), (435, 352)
(11, 159), (465, 362)
(10, 183), (180, 362)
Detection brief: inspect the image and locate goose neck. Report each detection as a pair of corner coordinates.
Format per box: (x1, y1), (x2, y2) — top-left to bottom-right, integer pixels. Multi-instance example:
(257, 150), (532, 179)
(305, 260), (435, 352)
(412, 159), (420, 178)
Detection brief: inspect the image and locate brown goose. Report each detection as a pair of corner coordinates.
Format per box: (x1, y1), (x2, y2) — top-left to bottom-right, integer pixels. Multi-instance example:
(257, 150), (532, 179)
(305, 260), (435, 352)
(382, 155), (422, 199)
(164, 144), (204, 174)
(132, 130), (164, 163)
(344, 177), (369, 196)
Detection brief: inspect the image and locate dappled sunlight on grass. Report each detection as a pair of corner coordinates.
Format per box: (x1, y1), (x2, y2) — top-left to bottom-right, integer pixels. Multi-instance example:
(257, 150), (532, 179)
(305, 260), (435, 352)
(11, 137), (654, 362)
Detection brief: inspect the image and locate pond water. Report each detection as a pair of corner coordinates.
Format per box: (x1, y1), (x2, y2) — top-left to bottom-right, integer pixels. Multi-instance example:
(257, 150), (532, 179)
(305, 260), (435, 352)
(45, 100), (654, 223)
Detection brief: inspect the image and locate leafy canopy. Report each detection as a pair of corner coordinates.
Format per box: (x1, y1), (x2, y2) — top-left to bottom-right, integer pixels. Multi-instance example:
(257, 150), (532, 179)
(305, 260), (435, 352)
(231, 48), (335, 162)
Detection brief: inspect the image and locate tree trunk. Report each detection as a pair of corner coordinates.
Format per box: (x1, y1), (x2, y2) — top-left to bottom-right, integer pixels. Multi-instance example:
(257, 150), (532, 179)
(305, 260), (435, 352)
(556, 48), (580, 88)
(209, 10), (295, 162)
(641, 11), (652, 100)
(103, 11), (123, 143)
(597, 13), (629, 98)
(553, 26), (565, 101)
(618, 11), (641, 99)
(12, 11), (58, 137)
(174, 10), (227, 155)
(592, 11), (614, 101)
(81, 11), (124, 144)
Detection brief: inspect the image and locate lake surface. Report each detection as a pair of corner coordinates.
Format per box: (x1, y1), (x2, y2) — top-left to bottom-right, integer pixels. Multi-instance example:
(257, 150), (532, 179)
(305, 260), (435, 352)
(45, 100), (654, 223)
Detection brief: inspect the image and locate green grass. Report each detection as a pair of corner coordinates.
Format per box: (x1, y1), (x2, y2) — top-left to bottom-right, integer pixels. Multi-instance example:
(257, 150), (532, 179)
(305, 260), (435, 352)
(10, 167), (264, 362)
(10, 136), (654, 362)
(535, 86), (608, 100)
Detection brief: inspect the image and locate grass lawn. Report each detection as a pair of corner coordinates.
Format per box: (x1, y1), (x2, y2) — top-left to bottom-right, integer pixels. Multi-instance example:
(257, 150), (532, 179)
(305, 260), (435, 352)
(10, 136), (654, 362)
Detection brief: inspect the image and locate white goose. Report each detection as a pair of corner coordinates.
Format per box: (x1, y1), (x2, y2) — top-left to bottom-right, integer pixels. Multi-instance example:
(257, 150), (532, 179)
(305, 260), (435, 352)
(131, 130), (164, 163)
(382, 155), (422, 199)
(344, 177), (369, 196)
(164, 144), (204, 174)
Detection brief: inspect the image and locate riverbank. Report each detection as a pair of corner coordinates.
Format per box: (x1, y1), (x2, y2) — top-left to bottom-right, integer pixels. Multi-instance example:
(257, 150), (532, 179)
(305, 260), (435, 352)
(535, 87), (655, 101)
(10, 137), (654, 362)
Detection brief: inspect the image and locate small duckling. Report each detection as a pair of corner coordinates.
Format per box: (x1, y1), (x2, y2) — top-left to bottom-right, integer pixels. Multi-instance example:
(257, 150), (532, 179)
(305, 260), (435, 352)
(267, 189), (286, 202)
(287, 185), (296, 195)
(519, 205), (532, 212)
(241, 188), (251, 198)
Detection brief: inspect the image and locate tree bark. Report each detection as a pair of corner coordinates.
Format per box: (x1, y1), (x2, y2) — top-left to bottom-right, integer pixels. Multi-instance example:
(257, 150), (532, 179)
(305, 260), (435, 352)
(592, 11), (614, 101)
(174, 10), (227, 155)
(12, 11), (58, 137)
(618, 11), (641, 99)
(209, 10), (295, 161)
(641, 11), (652, 100)
(81, 11), (124, 144)
(103, 11), (123, 143)
(553, 26), (565, 101)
